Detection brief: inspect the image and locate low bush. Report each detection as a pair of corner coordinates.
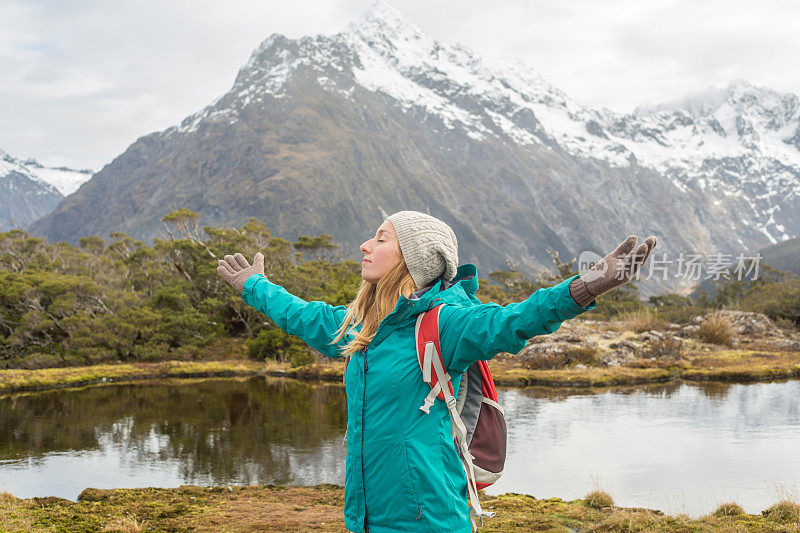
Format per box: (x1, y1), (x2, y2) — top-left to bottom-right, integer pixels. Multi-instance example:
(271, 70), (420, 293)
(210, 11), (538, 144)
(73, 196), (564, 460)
(247, 328), (309, 363)
(741, 279), (800, 326)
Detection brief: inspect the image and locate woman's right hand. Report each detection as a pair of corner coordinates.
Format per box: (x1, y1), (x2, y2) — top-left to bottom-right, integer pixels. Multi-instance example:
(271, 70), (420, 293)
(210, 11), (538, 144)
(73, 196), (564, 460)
(217, 252), (265, 293)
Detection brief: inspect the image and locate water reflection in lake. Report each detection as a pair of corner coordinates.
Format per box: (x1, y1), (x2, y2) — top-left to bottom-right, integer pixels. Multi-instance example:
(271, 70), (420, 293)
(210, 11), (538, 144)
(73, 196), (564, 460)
(0, 377), (347, 499)
(490, 379), (800, 517)
(1, 376), (798, 518)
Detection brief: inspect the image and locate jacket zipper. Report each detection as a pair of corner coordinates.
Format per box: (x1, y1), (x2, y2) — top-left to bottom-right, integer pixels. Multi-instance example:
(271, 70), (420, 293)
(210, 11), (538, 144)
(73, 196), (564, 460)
(359, 304), (418, 532)
(362, 347), (368, 533)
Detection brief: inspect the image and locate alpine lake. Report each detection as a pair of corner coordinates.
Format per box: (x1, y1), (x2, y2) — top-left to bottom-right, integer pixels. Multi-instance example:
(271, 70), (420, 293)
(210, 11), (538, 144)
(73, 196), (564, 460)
(1, 376), (798, 518)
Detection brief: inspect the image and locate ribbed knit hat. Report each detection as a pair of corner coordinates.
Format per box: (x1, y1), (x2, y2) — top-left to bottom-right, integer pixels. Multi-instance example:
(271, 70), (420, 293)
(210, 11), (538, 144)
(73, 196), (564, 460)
(386, 210), (458, 288)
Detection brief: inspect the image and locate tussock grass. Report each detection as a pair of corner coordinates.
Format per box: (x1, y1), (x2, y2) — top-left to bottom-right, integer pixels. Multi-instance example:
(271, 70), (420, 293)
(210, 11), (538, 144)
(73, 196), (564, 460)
(763, 500), (800, 523)
(101, 514), (150, 532)
(697, 311), (735, 346)
(597, 508), (667, 531)
(584, 490), (614, 509)
(616, 309), (667, 333)
(714, 501), (745, 517)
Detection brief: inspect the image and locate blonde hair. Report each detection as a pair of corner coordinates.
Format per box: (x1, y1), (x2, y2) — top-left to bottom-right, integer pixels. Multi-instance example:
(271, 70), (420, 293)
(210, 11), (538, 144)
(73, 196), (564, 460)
(331, 251), (417, 357)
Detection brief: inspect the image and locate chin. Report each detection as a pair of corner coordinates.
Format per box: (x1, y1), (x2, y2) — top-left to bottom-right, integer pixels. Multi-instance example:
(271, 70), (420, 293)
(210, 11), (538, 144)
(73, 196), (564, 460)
(361, 272), (380, 284)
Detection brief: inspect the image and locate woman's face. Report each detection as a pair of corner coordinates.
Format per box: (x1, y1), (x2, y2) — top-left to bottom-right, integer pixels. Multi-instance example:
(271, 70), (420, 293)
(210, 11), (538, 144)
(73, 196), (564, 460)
(360, 219), (402, 283)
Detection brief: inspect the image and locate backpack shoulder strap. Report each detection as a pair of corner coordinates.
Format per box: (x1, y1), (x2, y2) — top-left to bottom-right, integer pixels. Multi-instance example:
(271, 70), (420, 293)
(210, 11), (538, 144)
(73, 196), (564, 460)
(414, 304), (453, 412)
(414, 303), (495, 527)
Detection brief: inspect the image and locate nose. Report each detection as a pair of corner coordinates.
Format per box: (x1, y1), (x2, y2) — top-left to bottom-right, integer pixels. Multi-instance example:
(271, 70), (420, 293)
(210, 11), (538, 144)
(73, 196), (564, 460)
(360, 240), (370, 255)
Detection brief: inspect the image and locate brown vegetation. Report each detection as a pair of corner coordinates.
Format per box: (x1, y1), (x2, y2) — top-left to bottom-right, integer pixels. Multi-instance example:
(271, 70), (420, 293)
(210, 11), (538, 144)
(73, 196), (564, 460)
(617, 308), (667, 333)
(697, 311), (736, 346)
(0, 484), (797, 532)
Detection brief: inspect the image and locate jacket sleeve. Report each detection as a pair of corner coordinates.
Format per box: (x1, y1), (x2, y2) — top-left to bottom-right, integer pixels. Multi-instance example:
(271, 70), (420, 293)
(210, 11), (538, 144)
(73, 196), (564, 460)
(438, 274), (596, 373)
(241, 274), (349, 359)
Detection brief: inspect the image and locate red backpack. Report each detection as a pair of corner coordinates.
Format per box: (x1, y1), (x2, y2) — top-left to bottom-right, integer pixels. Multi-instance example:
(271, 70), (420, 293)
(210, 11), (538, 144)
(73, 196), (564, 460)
(414, 303), (506, 527)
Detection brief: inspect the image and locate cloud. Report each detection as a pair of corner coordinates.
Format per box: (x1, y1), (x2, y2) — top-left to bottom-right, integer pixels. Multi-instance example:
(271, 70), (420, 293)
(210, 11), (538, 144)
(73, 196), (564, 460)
(0, 0), (798, 169)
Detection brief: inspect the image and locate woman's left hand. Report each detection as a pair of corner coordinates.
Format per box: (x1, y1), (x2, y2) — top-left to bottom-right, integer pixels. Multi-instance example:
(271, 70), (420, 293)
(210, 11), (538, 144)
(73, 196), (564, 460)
(569, 235), (657, 307)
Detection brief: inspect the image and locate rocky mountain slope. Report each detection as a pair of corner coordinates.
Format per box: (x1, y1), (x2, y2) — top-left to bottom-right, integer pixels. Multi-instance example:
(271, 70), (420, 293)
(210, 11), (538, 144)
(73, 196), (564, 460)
(29, 2), (799, 292)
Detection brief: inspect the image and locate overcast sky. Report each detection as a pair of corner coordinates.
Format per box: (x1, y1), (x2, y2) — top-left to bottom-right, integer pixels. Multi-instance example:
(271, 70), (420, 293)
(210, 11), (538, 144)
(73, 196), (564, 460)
(1, 0), (798, 170)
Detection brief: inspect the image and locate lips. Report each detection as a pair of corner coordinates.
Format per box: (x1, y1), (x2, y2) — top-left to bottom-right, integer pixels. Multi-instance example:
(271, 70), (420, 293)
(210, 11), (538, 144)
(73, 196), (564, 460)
(362, 259), (371, 263)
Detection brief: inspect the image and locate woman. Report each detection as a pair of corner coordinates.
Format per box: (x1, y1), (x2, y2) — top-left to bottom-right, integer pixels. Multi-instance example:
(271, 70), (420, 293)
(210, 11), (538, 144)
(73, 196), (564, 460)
(217, 210), (656, 533)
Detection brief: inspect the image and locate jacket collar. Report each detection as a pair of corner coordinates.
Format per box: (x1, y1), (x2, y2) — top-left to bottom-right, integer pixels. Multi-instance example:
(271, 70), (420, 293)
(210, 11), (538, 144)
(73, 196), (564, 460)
(369, 264), (480, 348)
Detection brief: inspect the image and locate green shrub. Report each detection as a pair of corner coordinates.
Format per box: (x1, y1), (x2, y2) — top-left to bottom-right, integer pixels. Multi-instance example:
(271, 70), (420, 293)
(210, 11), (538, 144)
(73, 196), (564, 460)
(19, 352), (62, 369)
(289, 346), (315, 368)
(741, 279), (800, 326)
(648, 294), (705, 324)
(247, 328), (310, 363)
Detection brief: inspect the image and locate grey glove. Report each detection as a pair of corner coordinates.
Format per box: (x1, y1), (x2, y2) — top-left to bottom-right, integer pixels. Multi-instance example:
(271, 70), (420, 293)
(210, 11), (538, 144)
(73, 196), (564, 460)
(569, 235), (657, 307)
(217, 252), (265, 293)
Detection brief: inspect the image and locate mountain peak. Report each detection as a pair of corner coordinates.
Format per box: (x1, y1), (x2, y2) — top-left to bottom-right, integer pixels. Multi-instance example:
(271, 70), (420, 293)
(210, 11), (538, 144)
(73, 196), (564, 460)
(635, 79), (795, 120)
(726, 78), (755, 94)
(358, 0), (416, 27)
(346, 0), (427, 44)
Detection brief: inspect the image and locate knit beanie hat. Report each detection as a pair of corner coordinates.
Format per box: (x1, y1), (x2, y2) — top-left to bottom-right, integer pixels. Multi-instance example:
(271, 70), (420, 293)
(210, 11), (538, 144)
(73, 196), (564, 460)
(386, 210), (459, 288)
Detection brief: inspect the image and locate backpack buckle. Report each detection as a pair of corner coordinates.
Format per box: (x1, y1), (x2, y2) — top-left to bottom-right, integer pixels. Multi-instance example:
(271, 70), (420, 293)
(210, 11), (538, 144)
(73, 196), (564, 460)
(419, 397), (435, 414)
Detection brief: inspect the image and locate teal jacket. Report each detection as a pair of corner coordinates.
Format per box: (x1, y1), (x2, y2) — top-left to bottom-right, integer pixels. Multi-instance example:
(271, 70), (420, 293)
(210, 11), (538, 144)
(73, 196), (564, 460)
(242, 264), (595, 532)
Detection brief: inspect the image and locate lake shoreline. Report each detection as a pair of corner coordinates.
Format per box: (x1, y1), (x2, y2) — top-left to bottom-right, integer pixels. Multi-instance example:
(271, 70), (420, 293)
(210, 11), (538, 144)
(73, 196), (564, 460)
(2, 352), (800, 396)
(1, 483), (796, 531)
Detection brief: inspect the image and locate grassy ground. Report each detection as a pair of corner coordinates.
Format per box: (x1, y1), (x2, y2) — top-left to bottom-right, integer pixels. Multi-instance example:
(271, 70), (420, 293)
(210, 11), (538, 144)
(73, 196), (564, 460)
(0, 359), (279, 394)
(1, 485), (798, 532)
(2, 343), (799, 395)
(487, 345), (800, 387)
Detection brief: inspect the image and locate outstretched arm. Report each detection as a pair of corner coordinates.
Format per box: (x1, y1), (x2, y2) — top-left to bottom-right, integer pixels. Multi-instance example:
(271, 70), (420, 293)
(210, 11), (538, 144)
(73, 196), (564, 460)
(438, 274), (594, 374)
(217, 252), (348, 359)
(241, 275), (349, 358)
(439, 234), (657, 373)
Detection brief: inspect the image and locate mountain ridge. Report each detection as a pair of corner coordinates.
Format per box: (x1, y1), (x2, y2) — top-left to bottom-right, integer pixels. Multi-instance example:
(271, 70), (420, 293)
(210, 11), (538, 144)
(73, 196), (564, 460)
(27, 1), (798, 294)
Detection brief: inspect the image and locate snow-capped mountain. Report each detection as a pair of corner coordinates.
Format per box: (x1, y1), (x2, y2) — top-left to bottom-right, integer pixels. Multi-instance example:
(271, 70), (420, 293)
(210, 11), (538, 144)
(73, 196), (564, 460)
(613, 80), (798, 244)
(0, 148), (93, 230)
(18, 158), (94, 197)
(30, 1), (799, 292)
(1, 149), (63, 230)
